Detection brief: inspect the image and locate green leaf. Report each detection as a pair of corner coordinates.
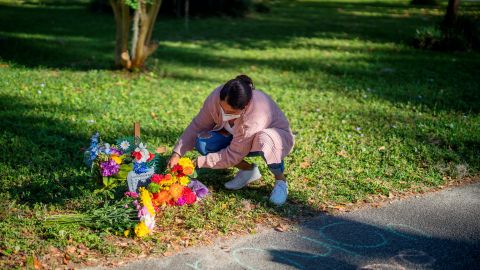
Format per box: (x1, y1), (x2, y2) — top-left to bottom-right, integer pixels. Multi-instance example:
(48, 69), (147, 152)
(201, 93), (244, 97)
(147, 182), (160, 193)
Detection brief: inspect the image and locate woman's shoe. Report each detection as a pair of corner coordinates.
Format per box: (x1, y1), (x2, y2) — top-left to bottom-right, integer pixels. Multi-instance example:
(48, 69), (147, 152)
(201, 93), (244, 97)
(269, 180), (288, 206)
(224, 163), (262, 190)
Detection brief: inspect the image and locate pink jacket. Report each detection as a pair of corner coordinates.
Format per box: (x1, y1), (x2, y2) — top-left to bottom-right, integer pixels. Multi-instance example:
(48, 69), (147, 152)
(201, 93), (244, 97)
(173, 85), (294, 169)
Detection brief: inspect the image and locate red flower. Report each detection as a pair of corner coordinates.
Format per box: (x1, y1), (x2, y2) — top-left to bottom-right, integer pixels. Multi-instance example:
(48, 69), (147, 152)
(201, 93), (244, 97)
(171, 164), (183, 173)
(182, 187), (197, 205)
(151, 174), (163, 184)
(147, 153), (155, 162)
(171, 165), (185, 177)
(131, 151), (142, 161)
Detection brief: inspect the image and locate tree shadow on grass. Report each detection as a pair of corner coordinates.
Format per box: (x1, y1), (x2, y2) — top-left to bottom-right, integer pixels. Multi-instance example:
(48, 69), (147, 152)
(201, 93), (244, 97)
(0, 0), (453, 70)
(0, 94), (182, 206)
(0, 4), (115, 70)
(152, 42), (480, 113)
(0, 94), (93, 205)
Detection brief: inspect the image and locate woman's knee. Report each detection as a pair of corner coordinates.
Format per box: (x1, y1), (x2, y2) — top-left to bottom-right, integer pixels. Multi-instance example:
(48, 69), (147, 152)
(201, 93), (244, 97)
(195, 130), (233, 156)
(195, 136), (209, 156)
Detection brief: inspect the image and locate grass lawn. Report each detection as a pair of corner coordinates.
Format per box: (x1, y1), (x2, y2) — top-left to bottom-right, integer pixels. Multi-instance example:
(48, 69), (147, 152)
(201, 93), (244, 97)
(1, 0), (479, 267)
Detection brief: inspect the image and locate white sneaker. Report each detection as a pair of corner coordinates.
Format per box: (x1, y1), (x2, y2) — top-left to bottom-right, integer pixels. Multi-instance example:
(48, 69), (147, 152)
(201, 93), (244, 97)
(269, 180), (288, 206)
(224, 164), (262, 190)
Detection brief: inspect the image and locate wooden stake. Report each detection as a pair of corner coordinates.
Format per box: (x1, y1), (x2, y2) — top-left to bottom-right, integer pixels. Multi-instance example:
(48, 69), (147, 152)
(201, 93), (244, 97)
(134, 122), (141, 144)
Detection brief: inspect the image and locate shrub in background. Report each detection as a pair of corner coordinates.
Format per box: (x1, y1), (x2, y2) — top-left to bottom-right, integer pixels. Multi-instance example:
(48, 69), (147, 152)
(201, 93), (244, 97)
(413, 14), (480, 51)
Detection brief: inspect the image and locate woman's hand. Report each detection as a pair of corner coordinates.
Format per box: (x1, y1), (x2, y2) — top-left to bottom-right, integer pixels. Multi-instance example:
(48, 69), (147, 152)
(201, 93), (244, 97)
(167, 152), (181, 169)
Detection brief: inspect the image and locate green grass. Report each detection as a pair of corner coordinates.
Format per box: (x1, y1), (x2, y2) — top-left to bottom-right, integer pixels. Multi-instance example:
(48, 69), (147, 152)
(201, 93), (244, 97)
(1, 0), (479, 267)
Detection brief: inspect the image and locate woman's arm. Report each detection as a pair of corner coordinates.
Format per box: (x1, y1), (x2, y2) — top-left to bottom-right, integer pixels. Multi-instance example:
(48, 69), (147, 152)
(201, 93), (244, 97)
(172, 89), (218, 157)
(196, 120), (263, 169)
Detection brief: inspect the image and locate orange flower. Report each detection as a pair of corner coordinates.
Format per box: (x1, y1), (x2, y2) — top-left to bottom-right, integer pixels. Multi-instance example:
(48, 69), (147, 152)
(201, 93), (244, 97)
(169, 183), (184, 201)
(182, 166), (194, 175)
(152, 190), (171, 206)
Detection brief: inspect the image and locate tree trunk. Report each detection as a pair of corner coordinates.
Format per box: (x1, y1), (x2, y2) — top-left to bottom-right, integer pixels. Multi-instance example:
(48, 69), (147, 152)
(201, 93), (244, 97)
(444, 0), (461, 27)
(110, 0), (131, 69)
(110, 0), (162, 70)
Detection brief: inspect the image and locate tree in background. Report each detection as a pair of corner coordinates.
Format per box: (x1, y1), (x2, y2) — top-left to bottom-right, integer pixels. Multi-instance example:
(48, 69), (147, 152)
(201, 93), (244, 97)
(443, 0), (461, 27)
(109, 0), (162, 70)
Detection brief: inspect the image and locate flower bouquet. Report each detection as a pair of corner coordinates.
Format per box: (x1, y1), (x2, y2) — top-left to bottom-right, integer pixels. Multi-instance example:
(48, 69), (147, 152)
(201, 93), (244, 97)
(46, 186), (158, 238)
(70, 132), (210, 238)
(83, 132), (159, 197)
(147, 157), (209, 207)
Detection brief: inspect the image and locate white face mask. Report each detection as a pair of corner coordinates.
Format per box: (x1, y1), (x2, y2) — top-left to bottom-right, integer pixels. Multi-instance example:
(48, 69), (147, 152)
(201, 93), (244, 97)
(221, 107), (241, 122)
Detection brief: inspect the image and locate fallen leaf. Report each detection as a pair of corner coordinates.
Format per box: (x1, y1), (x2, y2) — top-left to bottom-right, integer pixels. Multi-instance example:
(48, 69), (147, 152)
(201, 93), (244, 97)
(300, 161), (310, 169)
(336, 150), (349, 158)
(66, 246), (76, 254)
(175, 217), (184, 224)
(63, 253), (70, 265)
(241, 199), (255, 211)
(274, 223), (289, 232)
(333, 205), (346, 211)
(220, 245), (230, 251)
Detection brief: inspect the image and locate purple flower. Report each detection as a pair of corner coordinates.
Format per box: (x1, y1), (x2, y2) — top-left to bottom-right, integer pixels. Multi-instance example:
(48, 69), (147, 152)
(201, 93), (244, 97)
(109, 146), (123, 156)
(176, 195), (187, 206)
(138, 206), (148, 218)
(188, 180), (209, 198)
(100, 159), (120, 176)
(133, 200), (140, 210)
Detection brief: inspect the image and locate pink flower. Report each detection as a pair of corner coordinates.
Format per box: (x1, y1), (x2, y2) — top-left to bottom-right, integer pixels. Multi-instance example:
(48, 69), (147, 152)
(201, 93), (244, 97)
(124, 191), (138, 198)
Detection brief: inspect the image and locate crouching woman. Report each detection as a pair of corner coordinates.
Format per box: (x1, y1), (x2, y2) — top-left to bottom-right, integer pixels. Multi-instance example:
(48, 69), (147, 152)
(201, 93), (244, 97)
(168, 75), (294, 206)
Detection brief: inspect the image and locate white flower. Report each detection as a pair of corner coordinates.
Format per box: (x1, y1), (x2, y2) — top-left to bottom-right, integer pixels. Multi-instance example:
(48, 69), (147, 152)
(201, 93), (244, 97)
(141, 213), (156, 230)
(134, 143), (150, 163)
(120, 140), (130, 150)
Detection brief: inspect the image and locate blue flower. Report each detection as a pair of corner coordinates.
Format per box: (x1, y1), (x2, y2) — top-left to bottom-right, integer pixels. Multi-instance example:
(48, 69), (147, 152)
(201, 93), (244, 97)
(91, 132), (100, 144)
(134, 162), (149, 174)
(84, 132), (100, 167)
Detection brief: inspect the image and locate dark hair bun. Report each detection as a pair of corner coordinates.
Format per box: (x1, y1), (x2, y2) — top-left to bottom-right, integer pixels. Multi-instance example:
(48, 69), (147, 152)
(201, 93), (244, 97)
(220, 74), (254, 110)
(235, 74), (254, 90)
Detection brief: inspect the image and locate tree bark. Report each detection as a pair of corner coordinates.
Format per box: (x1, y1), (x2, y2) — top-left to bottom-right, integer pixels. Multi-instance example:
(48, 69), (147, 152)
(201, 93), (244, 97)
(110, 0), (162, 70)
(444, 0), (461, 27)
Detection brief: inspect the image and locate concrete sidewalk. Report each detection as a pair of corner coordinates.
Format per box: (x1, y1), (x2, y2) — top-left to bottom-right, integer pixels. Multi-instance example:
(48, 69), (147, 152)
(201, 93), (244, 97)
(89, 183), (480, 270)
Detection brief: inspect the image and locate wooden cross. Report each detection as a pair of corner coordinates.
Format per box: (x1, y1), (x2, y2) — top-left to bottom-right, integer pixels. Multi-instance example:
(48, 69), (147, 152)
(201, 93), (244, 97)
(133, 121), (167, 153)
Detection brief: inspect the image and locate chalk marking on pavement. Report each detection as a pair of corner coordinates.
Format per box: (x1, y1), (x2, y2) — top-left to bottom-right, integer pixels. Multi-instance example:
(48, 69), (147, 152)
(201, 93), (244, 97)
(316, 222), (388, 249)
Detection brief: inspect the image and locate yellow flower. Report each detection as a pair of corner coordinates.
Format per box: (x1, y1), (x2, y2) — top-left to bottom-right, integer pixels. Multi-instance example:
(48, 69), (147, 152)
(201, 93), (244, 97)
(139, 187), (155, 217)
(134, 222), (150, 238)
(178, 157), (194, 169)
(111, 155), (123, 164)
(179, 176), (190, 186)
(124, 229), (130, 237)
